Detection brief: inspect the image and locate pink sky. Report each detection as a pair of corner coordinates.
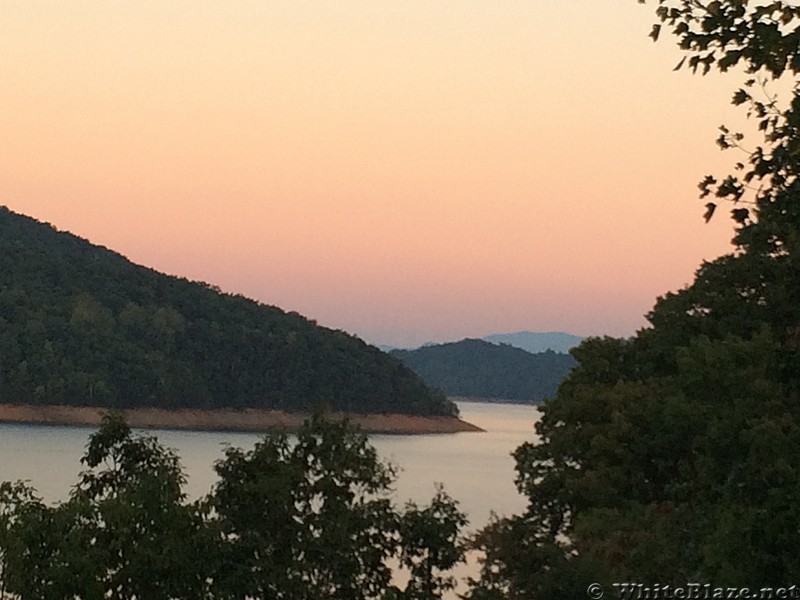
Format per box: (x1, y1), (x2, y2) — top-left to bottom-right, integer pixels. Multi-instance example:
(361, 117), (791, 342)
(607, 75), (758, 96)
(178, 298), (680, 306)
(2, 2), (748, 347)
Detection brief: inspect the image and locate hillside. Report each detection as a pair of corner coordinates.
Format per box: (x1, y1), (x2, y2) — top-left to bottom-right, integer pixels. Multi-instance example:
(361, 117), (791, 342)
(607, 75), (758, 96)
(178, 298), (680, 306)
(0, 206), (456, 417)
(391, 338), (577, 403)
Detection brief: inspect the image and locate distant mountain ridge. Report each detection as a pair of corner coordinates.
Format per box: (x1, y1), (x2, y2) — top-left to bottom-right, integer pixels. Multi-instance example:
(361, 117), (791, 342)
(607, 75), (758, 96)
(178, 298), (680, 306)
(482, 331), (584, 354)
(0, 206), (455, 417)
(382, 331), (584, 354)
(390, 339), (577, 403)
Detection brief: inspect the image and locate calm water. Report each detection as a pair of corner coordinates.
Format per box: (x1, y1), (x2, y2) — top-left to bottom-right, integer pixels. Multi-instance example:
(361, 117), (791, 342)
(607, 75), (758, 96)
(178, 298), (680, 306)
(0, 401), (539, 595)
(0, 401), (538, 527)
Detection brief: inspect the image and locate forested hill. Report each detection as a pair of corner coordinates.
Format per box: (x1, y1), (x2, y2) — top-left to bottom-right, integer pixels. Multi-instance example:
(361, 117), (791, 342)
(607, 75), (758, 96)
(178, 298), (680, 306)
(390, 339), (577, 403)
(0, 207), (455, 416)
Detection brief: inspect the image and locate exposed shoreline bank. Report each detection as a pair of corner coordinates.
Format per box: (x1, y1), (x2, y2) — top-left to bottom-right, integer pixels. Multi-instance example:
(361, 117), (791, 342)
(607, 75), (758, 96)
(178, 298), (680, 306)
(0, 403), (483, 435)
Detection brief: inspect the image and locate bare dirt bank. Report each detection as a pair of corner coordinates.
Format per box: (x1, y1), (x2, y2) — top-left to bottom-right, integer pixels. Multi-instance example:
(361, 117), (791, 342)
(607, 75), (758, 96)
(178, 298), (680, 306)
(0, 403), (483, 435)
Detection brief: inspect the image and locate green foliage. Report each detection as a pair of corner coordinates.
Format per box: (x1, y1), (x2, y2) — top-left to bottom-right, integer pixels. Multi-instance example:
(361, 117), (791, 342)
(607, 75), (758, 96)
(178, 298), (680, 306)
(211, 413), (400, 599)
(465, 2), (800, 596)
(0, 481), (46, 599)
(210, 413), (468, 600)
(645, 1), (800, 253)
(391, 339), (577, 403)
(467, 333), (800, 595)
(71, 414), (214, 599)
(643, 0), (800, 78)
(397, 486), (468, 599)
(0, 207), (455, 417)
(0, 414), (467, 599)
(0, 415), (212, 599)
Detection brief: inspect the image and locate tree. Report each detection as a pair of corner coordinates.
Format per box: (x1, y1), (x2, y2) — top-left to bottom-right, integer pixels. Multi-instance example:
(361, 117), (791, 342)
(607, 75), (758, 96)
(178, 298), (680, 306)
(643, 0), (800, 350)
(0, 415), (213, 600)
(396, 486), (467, 600)
(0, 480), (50, 599)
(72, 414), (214, 599)
(465, 2), (800, 597)
(209, 413), (467, 600)
(210, 414), (400, 600)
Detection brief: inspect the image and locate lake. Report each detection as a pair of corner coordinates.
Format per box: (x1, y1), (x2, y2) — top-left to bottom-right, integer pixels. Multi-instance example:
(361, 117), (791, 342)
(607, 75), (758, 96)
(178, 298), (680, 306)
(0, 400), (540, 594)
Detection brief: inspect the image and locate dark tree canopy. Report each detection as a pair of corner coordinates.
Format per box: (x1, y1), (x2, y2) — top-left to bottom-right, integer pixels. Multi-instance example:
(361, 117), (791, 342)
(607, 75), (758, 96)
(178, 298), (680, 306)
(465, 2), (800, 598)
(0, 207), (455, 417)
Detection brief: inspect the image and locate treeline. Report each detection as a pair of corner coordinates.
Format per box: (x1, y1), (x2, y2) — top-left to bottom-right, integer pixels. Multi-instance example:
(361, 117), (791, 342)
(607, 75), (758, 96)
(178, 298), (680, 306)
(0, 207), (454, 417)
(391, 339), (576, 403)
(0, 415), (466, 599)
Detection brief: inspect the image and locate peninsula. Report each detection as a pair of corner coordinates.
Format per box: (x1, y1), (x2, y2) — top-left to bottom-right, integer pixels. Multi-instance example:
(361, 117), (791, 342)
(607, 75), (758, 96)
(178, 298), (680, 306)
(0, 207), (477, 433)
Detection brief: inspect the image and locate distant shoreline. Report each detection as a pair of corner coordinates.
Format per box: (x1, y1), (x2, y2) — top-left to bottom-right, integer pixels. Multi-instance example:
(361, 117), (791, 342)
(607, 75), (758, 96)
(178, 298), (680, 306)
(0, 403), (483, 435)
(449, 396), (543, 406)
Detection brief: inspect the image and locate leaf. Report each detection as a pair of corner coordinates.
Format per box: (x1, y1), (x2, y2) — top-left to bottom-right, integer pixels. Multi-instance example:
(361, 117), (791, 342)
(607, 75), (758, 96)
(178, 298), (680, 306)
(698, 175), (717, 198)
(703, 202), (717, 223)
(732, 208), (750, 224)
(732, 89), (751, 106)
(650, 24), (662, 41)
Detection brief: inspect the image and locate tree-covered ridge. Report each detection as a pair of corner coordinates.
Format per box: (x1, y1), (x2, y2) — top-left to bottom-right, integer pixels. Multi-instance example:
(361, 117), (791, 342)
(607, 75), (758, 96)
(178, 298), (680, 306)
(0, 207), (455, 416)
(391, 339), (577, 403)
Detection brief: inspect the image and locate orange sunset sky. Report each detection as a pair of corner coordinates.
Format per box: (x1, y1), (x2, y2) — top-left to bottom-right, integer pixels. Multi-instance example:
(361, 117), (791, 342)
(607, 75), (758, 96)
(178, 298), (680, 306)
(2, 2), (749, 347)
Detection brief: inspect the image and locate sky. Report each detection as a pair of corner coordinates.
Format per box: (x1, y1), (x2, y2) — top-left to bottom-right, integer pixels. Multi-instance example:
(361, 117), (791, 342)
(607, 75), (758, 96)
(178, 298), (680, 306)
(1, 2), (751, 348)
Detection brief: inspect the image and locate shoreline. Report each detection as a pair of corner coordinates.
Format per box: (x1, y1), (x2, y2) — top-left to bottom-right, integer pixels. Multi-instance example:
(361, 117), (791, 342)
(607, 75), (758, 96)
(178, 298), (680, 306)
(0, 403), (484, 435)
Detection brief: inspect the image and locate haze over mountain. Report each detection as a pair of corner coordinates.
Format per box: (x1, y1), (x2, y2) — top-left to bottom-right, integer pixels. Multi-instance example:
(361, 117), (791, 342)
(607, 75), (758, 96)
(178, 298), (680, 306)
(0, 207), (455, 417)
(391, 339), (577, 403)
(482, 331), (584, 354)
(381, 331), (584, 355)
